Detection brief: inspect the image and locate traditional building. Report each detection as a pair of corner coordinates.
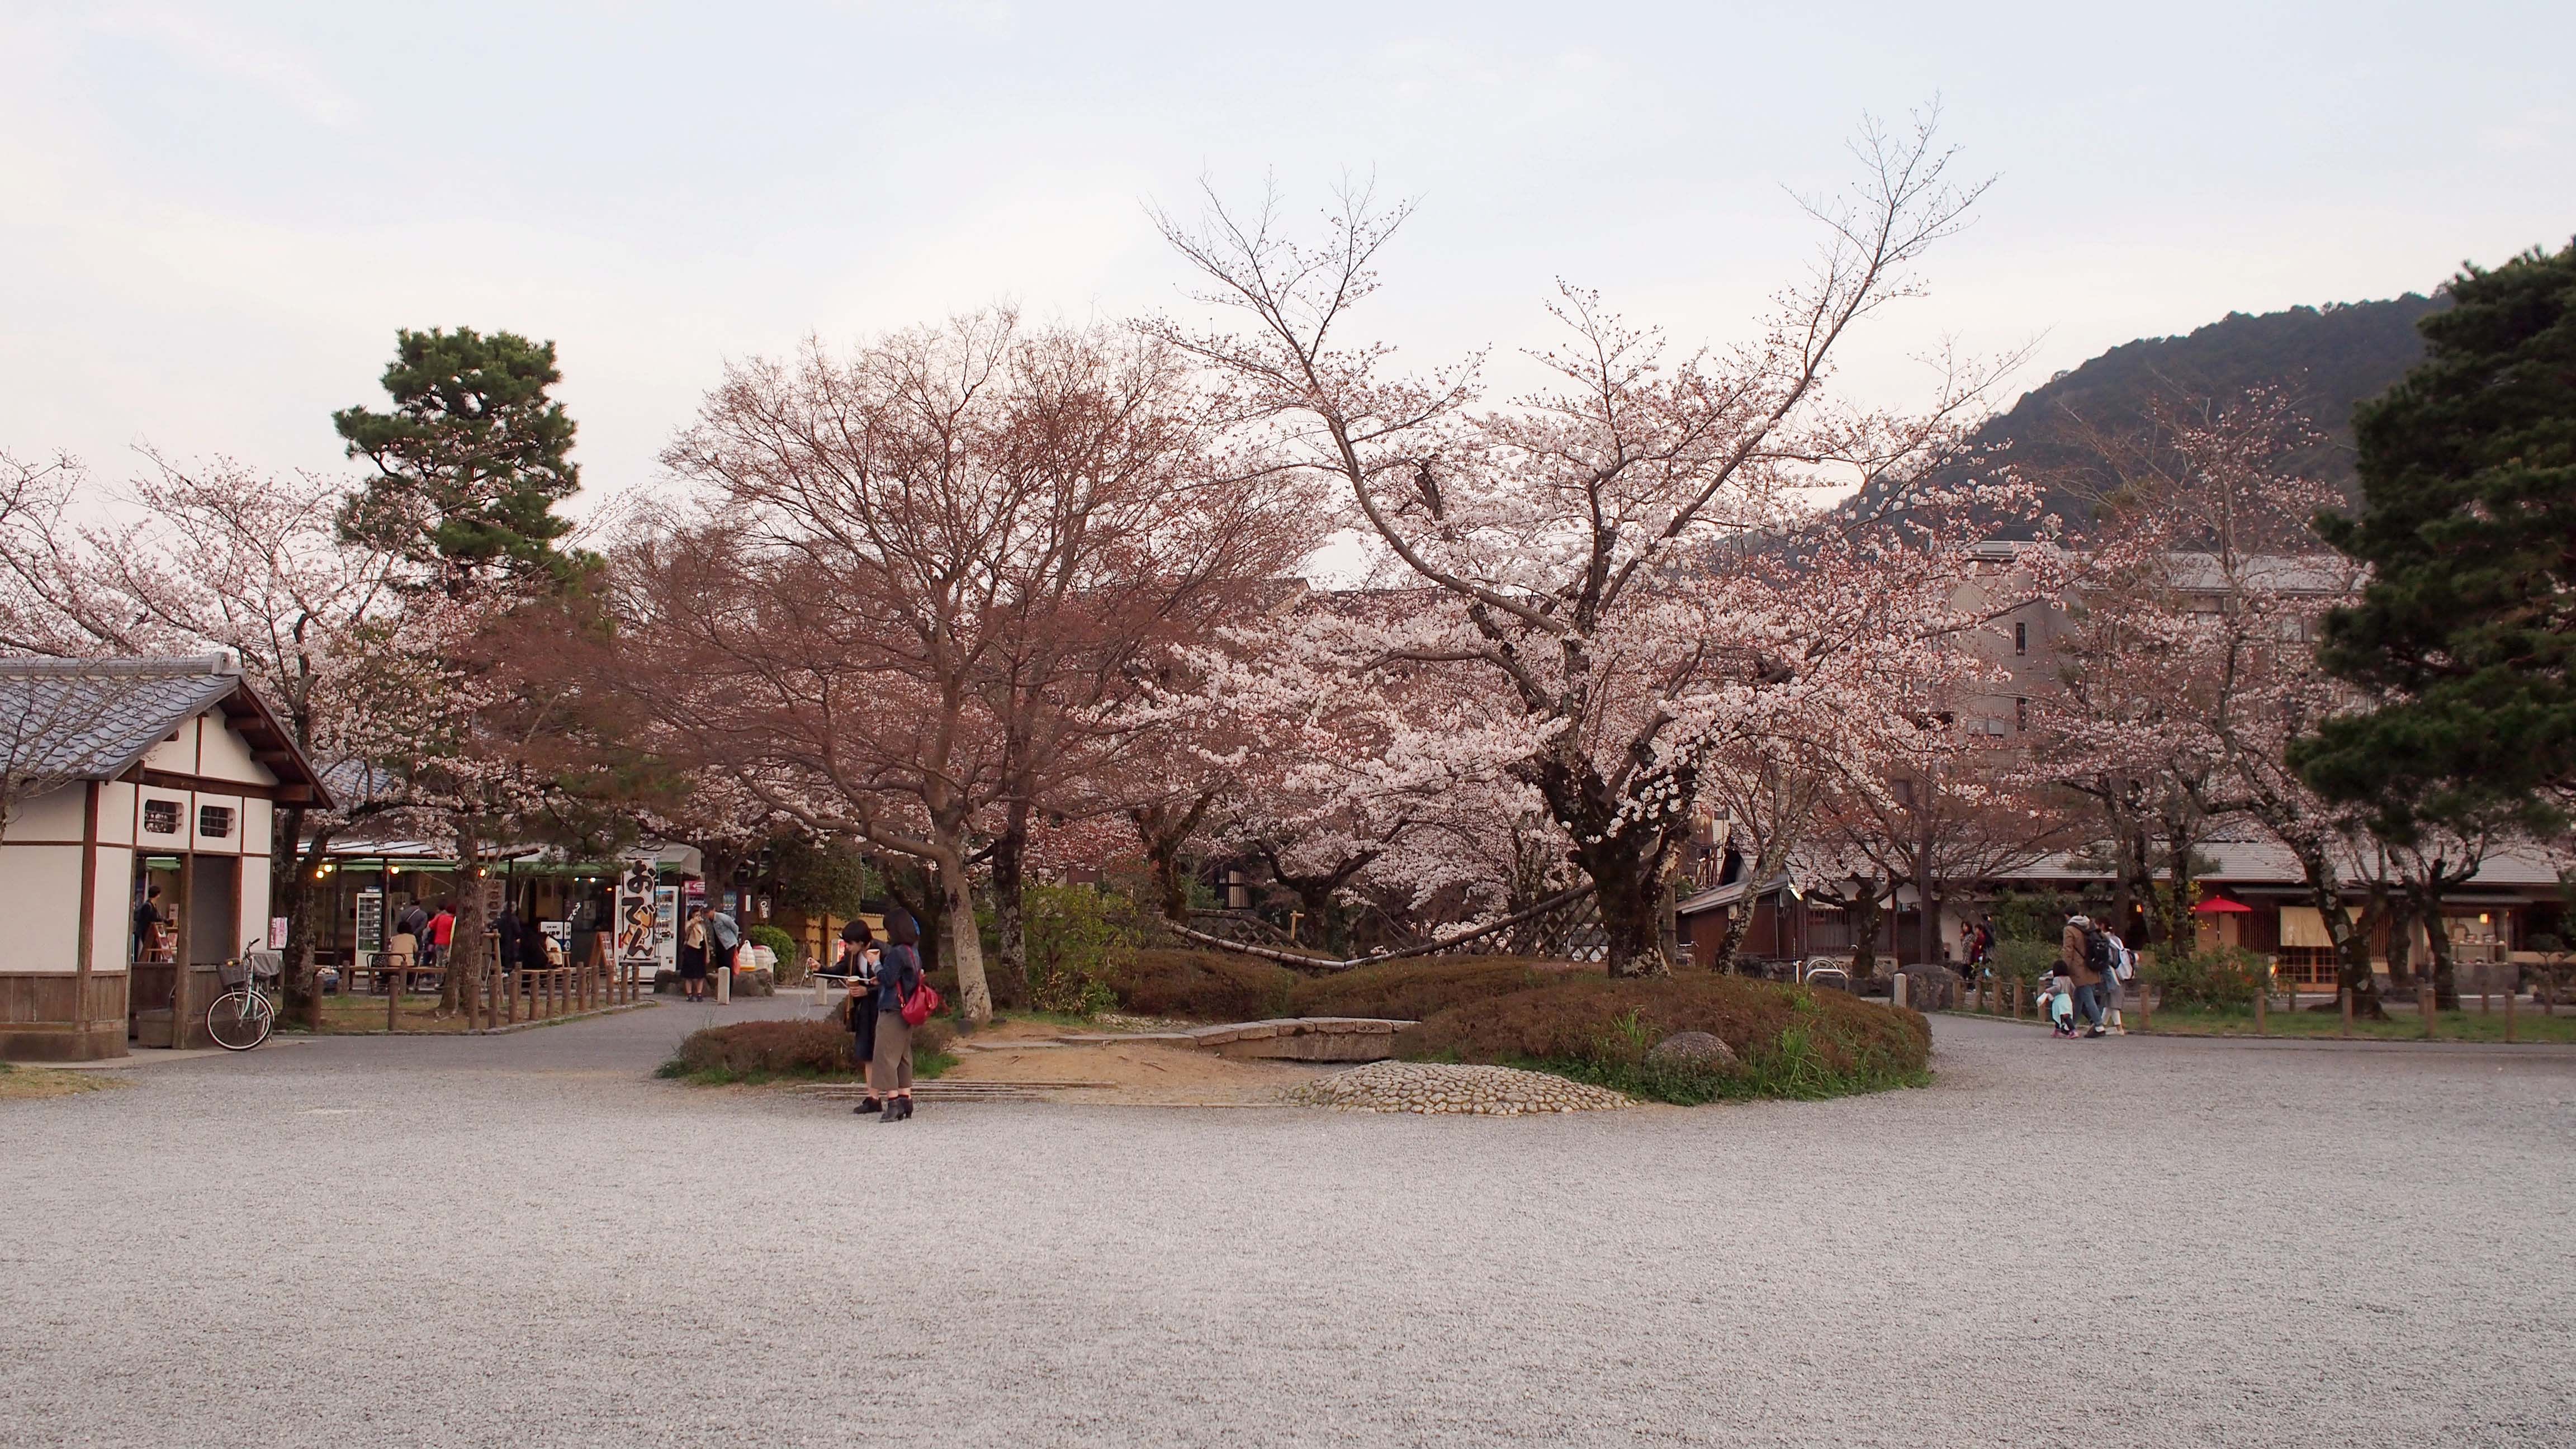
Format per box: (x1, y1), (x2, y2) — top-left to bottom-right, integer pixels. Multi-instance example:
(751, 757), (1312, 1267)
(0, 655), (329, 1059)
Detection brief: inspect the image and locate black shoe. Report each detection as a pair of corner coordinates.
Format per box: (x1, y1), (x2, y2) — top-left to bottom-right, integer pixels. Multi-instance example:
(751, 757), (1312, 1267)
(2086, 1026), (2106, 1038)
(853, 1098), (880, 1115)
(894, 1096), (913, 1121)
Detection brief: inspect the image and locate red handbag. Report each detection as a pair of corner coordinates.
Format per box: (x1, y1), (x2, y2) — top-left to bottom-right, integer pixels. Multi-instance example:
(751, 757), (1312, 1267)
(899, 978), (943, 1027)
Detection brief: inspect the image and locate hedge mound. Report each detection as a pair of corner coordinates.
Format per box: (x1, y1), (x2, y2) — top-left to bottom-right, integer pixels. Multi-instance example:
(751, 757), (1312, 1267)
(1110, 949), (1300, 1020)
(1110, 950), (1578, 1022)
(1396, 974), (1930, 1103)
(1292, 955), (1559, 1020)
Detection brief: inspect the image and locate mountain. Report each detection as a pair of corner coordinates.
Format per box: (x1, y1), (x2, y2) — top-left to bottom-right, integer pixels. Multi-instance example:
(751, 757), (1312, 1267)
(1927, 292), (2445, 528)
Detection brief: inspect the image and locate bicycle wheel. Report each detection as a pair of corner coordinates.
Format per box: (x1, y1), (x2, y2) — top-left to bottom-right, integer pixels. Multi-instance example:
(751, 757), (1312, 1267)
(206, 988), (275, 1051)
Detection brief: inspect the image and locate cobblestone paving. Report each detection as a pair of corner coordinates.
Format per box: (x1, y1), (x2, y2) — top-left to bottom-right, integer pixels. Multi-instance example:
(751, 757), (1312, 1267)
(4, 1000), (2572, 1447)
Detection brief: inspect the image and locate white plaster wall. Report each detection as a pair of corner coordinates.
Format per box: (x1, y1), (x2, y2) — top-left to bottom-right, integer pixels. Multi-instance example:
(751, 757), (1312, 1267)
(239, 853), (274, 951)
(6, 783), (88, 842)
(241, 798), (273, 858)
(192, 792), (245, 854)
(195, 716), (279, 787)
(0, 844), (85, 972)
(97, 782), (136, 846)
(93, 844), (134, 968)
(141, 718), (198, 773)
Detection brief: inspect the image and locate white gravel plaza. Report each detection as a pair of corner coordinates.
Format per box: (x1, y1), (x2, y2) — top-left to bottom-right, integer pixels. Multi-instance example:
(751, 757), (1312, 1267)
(6, 1000), (2573, 1448)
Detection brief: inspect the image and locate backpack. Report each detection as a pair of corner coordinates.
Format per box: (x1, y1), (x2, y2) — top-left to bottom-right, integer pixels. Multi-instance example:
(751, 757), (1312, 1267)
(2111, 938), (2137, 982)
(2083, 927), (2115, 976)
(898, 976), (943, 1027)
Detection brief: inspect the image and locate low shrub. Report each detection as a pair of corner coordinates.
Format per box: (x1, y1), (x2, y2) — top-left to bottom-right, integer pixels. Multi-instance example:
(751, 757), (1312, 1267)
(1396, 974), (1931, 1104)
(660, 1013), (959, 1083)
(663, 1019), (856, 1078)
(2146, 945), (2266, 1010)
(1991, 939), (2058, 988)
(1109, 949), (1299, 1020)
(1024, 883), (1137, 1016)
(1290, 955), (1559, 1021)
(747, 925), (802, 981)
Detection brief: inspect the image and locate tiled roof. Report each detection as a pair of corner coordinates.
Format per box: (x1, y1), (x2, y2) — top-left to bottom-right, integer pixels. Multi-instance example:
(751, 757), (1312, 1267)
(0, 655), (243, 783)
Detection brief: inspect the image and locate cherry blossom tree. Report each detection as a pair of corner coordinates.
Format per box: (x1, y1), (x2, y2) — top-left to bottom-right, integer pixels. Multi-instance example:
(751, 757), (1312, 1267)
(618, 314), (1312, 1023)
(0, 449), (413, 1021)
(1149, 112), (2034, 976)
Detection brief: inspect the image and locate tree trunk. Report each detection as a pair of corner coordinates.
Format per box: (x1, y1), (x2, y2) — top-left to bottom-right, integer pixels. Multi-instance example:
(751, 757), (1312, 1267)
(2419, 892), (2460, 1011)
(1585, 842), (1672, 978)
(442, 815), (482, 1014)
(1914, 854), (1940, 967)
(986, 802), (1029, 1010)
(1850, 884), (1883, 981)
(933, 842), (993, 1026)
(274, 805), (324, 1030)
(2381, 891), (2417, 995)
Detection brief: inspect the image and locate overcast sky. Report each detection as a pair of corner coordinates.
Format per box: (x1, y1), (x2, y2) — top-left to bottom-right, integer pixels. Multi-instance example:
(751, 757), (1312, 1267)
(5, 1), (2570, 519)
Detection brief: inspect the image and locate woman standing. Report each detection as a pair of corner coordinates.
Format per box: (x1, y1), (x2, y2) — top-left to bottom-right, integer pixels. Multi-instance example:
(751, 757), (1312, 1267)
(678, 907), (709, 1002)
(870, 911), (925, 1123)
(841, 920), (883, 1114)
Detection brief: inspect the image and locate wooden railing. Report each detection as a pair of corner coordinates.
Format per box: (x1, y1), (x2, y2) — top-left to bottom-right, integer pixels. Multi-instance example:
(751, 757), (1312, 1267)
(453, 932), (642, 1032)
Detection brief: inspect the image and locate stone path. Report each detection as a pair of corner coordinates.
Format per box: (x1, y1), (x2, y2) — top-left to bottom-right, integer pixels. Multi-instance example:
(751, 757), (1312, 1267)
(4, 1003), (2573, 1446)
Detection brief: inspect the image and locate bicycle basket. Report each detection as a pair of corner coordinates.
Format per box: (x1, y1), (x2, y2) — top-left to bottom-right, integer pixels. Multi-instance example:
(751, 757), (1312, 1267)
(221, 951), (285, 987)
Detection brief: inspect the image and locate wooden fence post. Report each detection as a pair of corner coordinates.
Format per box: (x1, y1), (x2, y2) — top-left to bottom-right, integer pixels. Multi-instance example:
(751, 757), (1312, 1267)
(2254, 981), (2267, 1035)
(504, 968), (517, 1025)
(2504, 983), (2517, 1043)
(2419, 983), (2437, 1039)
(387, 960), (400, 1033)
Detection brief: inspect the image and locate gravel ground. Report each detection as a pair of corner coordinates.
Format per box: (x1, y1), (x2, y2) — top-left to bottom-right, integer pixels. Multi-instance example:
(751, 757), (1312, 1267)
(4, 998), (2573, 1447)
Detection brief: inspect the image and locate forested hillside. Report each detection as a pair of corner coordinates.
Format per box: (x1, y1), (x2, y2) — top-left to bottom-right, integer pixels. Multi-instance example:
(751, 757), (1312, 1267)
(1940, 292), (2444, 527)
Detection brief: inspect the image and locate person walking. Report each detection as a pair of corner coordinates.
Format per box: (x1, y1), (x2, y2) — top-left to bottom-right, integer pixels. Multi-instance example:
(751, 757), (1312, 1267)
(870, 911), (926, 1123)
(2061, 913), (2108, 1038)
(841, 920), (883, 1115)
(133, 883), (170, 963)
(494, 903), (526, 976)
(427, 900), (456, 973)
(678, 906), (710, 1001)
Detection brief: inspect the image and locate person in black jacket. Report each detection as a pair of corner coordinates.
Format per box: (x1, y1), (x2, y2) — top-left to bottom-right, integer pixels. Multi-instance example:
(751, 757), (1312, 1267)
(840, 919), (883, 1114)
(870, 911), (925, 1123)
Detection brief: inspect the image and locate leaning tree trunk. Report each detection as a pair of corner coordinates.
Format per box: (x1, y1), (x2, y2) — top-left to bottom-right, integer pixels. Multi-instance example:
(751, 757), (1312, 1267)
(2417, 888), (2461, 1011)
(928, 834), (993, 1026)
(2380, 890), (2417, 995)
(1849, 885), (1883, 981)
(984, 801), (1030, 1010)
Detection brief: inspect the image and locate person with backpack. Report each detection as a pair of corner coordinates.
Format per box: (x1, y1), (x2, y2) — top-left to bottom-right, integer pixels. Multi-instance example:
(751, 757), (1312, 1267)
(869, 910), (940, 1123)
(2099, 931), (2136, 1035)
(2061, 913), (2109, 1038)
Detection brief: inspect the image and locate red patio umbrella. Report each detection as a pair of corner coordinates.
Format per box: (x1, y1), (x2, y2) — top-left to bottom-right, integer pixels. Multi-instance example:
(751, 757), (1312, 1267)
(2192, 897), (2253, 913)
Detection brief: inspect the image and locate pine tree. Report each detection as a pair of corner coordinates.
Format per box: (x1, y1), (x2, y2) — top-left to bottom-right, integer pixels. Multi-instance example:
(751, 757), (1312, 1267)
(2294, 242), (2576, 830)
(334, 328), (581, 589)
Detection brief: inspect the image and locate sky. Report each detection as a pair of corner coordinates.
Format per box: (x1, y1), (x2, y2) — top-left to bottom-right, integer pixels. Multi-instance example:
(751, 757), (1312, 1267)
(4, 0), (2570, 523)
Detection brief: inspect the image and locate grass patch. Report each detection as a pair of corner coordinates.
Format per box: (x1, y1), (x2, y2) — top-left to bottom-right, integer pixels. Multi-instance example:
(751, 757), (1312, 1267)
(1398, 974), (1931, 1105)
(0, 1061), (122, 1100)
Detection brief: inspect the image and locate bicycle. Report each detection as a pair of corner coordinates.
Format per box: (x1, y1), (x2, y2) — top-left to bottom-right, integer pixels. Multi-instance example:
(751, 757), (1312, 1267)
(206, 937), (282, 1052)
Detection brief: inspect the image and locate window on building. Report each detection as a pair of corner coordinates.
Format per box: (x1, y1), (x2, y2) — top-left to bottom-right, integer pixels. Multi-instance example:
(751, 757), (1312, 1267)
(2014, 697), (2029, 732)
(142, 799), (181, 835)
(198, 804), (234, 839)
(2013, 621), (2028, 656)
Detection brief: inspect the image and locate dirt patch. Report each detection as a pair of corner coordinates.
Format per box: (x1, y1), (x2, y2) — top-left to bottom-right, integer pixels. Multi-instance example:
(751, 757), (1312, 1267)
(0, 1063), (125, 1101)
(946, 1025), (1322, 1106)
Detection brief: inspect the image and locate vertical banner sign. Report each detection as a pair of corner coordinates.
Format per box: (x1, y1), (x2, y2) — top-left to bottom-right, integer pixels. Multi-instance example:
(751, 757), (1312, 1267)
(615, 859), (660, 983)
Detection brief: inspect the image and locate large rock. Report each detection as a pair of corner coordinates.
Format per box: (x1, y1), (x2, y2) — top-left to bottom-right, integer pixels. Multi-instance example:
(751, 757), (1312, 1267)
(1646, 1030), (1738, 1069)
